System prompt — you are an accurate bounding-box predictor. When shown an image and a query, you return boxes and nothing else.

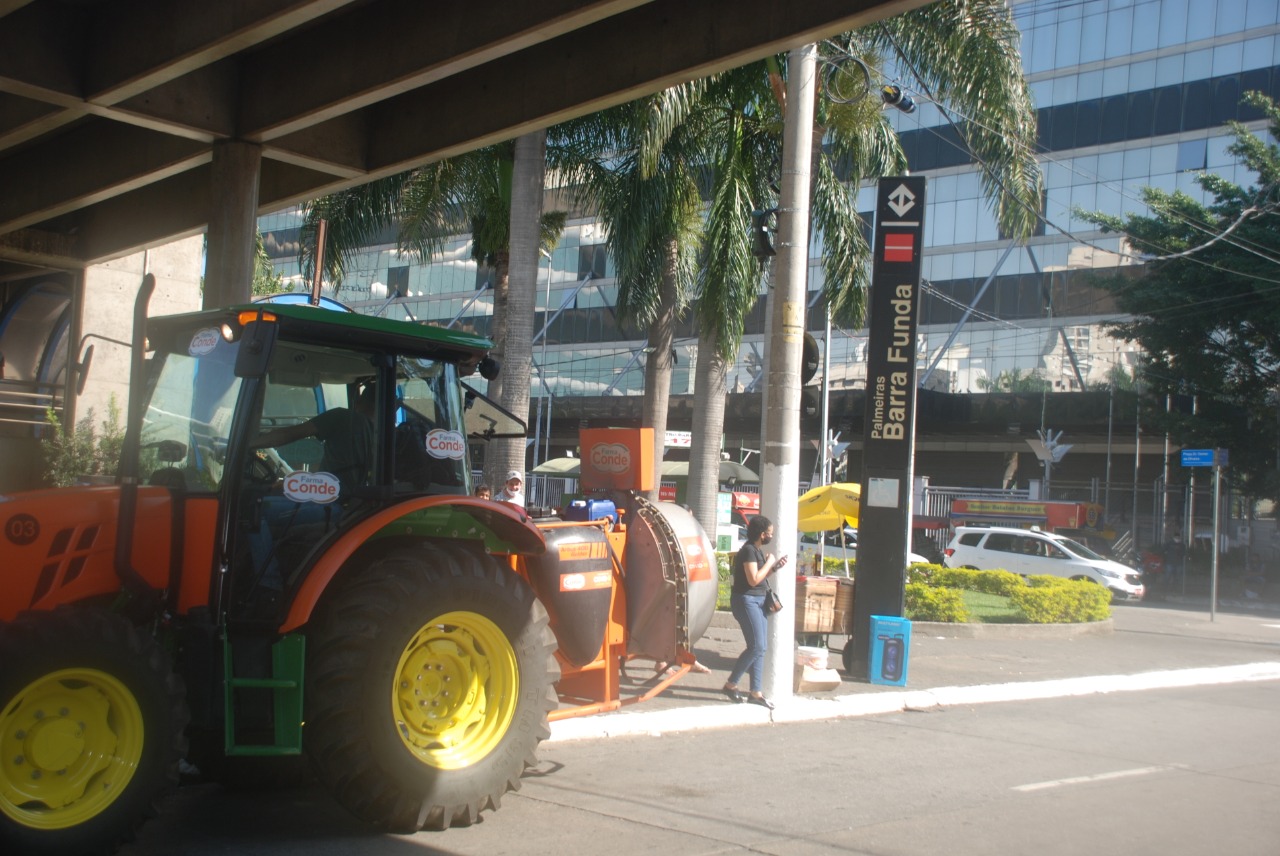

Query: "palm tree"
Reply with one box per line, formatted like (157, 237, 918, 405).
(640, 0, 1043, 532)
(555, 101, 704, 498)
(299, 133, 565, 489)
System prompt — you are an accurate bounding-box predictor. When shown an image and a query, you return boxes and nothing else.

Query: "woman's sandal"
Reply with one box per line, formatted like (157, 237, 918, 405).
(722, 685, 746, 703)
(747, 693, 774, 710)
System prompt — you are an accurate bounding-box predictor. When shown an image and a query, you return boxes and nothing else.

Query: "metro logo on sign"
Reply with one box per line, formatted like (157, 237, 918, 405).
(883, 233, 914, 262)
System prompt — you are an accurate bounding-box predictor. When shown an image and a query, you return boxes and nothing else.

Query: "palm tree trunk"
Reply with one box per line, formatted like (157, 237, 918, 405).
(486, 254, 511, 405)
(686, 326, 728, 535)
(641, 239, 680, 501)
(485, 130, 546, 491)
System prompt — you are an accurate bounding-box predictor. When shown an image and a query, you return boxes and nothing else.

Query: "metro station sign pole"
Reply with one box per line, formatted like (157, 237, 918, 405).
(848, 177, 927, 676)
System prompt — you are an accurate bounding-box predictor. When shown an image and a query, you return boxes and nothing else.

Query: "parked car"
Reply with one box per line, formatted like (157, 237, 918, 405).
(823, 526, 858, 547)
(943, 525, 1144, 601)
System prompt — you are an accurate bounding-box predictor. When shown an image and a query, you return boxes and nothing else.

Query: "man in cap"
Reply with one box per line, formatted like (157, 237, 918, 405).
(495, 470, 525, 507)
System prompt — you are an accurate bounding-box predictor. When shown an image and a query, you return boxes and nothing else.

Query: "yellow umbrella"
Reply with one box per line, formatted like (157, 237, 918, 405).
(797, 482, 861, 532)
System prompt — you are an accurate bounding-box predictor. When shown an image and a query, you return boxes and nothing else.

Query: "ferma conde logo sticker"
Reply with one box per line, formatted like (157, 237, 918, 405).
(589, 443, 630, 473)
(424, 429, 466, 459)
(283, 471, 341, 503)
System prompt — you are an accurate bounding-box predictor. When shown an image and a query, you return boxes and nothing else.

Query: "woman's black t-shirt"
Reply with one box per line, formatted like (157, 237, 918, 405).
(732, 542, 767, 596)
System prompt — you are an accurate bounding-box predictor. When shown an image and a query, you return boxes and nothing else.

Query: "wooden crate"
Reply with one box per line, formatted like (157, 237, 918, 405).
(832, 577, 855, 634)
(795, 576, 839, 634)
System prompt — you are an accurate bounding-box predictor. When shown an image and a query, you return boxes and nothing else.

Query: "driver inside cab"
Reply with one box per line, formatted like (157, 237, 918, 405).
(252, 382, 376, 495)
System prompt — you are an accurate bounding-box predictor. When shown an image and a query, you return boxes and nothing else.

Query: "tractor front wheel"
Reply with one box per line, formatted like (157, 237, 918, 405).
(305, 543, 559, 831)
(0, 607, 188, 856)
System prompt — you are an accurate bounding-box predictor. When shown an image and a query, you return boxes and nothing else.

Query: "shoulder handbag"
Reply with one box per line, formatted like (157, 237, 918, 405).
(763, 580, 783, 614)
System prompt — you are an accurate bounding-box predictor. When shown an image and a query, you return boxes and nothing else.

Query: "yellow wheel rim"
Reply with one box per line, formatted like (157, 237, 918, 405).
(392, 610, 518, 771)
(0, 668, 144, 830)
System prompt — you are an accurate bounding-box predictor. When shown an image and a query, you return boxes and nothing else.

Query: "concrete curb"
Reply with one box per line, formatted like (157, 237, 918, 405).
(548, 661, 1280, 743)
(709, 610, 1114, 639)
(912, 618, 1113, 638)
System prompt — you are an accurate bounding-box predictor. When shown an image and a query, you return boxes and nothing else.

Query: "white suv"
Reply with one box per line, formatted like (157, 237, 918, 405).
(944, 525, 1144, 602)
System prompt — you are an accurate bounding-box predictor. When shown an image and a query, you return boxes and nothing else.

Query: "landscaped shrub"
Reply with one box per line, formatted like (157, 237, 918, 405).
(905, 582, 971, 622)
(41, 395, 124, 487)
(931, 567, 1024, 597)
(1008, 575, 1111, 623)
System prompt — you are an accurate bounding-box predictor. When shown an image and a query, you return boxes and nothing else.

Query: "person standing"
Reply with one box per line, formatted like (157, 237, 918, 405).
(495, 470, 525, 507)
(722, 514, 788, 709)
(474, 484, 492, 500)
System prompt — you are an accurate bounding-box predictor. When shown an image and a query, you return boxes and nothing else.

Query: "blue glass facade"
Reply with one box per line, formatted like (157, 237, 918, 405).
(259, 0, 1279, 401)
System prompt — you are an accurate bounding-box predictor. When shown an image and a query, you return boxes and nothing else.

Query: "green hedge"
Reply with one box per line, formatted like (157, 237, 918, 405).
(908, 564, 1111, 624)
(905, 582, 971, 622)
(1009, 575, 1112, 623)
(715, 554, 1111, 625)
(928, 567, 1025, 597)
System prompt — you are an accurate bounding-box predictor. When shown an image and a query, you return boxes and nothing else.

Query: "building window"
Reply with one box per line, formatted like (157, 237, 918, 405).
(387, 265, 409, 297)
(1176, 139, 1207, 172)
(578, 244, 607, 279)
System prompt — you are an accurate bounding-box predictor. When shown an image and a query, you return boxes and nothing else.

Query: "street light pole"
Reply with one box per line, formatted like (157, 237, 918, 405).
(761, 43, 816, 703)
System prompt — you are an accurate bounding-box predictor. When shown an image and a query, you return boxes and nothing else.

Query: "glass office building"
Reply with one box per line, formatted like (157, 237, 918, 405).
(260, 0, 1280, 404)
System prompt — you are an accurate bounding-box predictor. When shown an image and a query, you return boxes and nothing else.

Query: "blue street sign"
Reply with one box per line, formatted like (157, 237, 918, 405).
(1181, 448, 1217, 467)
(1177, 447, 1228, 468)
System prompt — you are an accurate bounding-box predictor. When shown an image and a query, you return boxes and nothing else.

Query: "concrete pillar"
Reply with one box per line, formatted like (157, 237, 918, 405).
(203, 140, 263, 309)
(79, 239, 203, 422)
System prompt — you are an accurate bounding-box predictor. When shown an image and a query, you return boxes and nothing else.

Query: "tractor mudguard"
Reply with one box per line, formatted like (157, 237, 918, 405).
(280, 496, 546, 633)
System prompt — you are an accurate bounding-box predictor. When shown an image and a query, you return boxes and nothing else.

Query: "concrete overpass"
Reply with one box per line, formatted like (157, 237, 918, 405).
(0, 0, 923, 289)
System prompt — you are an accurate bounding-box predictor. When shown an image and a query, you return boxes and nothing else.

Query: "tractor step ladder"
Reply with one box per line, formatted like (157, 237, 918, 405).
(222, 633, 305, 756)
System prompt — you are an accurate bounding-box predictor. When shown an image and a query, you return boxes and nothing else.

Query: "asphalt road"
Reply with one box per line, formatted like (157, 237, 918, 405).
(116, 603, 1280, 855)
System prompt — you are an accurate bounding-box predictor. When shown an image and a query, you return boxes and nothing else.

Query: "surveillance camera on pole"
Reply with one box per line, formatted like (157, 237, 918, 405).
(750, 208, 778, 258)
(880, 84, 916, 114)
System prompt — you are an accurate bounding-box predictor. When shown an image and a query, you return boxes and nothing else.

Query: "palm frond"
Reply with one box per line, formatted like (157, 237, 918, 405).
(811, 157, 872, 326)
(872, 0, 1043, 240)
(300, 174, 411, 283)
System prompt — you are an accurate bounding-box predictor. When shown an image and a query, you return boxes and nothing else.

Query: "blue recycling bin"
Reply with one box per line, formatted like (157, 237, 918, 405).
(869, 615, 911, 686)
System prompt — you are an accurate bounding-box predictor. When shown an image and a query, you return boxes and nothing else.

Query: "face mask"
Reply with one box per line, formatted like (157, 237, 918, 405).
(761, 535, 773, 545)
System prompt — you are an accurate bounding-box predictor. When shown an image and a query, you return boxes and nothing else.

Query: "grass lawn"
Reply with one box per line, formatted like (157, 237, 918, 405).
(960, 589, 1022, 623)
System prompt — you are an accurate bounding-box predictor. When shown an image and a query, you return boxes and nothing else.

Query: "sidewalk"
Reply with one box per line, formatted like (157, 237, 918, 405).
(549, 599, 1280, 741)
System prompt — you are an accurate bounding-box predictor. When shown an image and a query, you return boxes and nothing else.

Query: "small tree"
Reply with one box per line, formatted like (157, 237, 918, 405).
(42, 394, 124, 487)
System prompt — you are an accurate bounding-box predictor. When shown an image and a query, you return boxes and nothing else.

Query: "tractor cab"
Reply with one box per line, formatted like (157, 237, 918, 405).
(135, 305, 520, 626)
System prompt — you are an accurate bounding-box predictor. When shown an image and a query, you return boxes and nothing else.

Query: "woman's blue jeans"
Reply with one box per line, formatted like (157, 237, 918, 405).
(729, 592, 768, 692)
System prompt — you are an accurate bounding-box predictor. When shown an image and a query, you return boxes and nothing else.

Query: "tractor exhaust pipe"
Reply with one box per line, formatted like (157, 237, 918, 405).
(113, 274, 161, 613)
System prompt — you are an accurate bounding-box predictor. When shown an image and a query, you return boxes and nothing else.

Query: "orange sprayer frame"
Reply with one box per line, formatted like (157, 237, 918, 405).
(510, 514, 692, 722)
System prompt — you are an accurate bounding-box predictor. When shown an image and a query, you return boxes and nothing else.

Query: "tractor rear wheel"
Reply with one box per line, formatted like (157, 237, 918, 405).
(0, 607, 188, 856)
(305, 543, 559, 831)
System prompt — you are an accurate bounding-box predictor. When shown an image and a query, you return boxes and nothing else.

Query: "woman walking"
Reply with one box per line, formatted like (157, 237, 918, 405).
(723, 515, 788, 708)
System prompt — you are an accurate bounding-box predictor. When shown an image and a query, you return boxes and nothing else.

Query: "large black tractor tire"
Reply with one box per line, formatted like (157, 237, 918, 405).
(0, 607, 188, 856)
(305, 543, 560, 831)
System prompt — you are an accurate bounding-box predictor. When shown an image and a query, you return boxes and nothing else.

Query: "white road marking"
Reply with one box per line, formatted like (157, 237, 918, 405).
(1013, 765, 1174, 792)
